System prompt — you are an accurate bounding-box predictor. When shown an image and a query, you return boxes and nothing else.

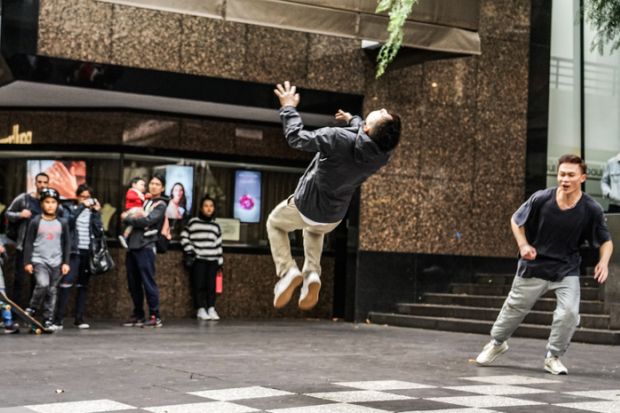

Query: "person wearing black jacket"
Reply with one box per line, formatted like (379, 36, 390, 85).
(54, 184, 104, 330)
(121, 175, 168, 328)
(23, 188, 71, 330)
(5, 172, 49, 306)
(269, 81, 400, 311)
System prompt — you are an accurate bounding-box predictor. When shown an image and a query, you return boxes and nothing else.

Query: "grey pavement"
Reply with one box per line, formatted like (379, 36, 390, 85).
(1, 319, 619, 412)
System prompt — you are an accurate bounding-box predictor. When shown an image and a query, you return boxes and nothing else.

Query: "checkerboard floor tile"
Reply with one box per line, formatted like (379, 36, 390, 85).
(190, 386, 294, 401)
(401, 409, 500, 413)
(444, 384, 553, 396)
(306, 390, 412, 403)
(564, 390, 620, 401)
(11, 375, 617, 413)
(268, 403, 391, 413)
(462, 375, 562, 385)
(427, 395, 545, 408)
(555, 400, 620, 413)
(24, 400, 135, 413)
(144, 401, 258, 413)
(335, 380, 435, 391)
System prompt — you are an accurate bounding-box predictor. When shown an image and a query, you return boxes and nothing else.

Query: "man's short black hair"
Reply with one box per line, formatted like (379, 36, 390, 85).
(76, 184, 93, 197)
(369, 113, 401, 152)
(151, 173, 166, 188)
(35, 172, 49, 182)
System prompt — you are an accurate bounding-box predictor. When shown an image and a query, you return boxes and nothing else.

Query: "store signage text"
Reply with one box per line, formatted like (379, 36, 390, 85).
(0, 124, 33, 144)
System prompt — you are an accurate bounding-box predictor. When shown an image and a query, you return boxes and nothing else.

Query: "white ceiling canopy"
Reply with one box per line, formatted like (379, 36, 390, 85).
(0, 81, 336, 126)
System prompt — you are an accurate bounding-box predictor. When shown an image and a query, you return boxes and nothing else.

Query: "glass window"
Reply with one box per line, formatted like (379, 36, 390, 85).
(0, 151, 328, 250)
(583, 1, 620, 209)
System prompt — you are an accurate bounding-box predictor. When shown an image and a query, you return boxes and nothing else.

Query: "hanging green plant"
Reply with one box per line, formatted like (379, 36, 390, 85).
(586, 0, 620, 54)
(375, 0, 418, 78)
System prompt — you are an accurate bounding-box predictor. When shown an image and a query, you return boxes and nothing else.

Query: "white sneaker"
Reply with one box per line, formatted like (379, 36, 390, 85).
(544, 356, 568, 375)
(273, 267, 303, 309)
(76, 322, 90, 330)
(197, 307, 209, 320)
(207, 307, 220, 321)
(298, 271, 321, 311)
(475, 340, 509, 365)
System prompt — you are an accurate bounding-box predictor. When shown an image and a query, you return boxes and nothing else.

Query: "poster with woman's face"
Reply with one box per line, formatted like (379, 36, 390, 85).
(154, 165, 193, 220)
(27, 160, 86, 199)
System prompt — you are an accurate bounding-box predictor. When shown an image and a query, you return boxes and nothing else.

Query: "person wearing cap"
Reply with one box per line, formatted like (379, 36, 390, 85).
(22, 188, 71, 331)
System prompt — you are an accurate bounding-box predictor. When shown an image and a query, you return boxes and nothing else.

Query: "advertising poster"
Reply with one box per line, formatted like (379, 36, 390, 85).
(153, 165, 194, 220)
(233, 170, 262, 223)
(27, 160, 86, 199)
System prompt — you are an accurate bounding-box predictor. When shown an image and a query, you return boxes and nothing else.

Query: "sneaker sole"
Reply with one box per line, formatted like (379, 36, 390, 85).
(298, 282, 321, 311)
(476, 344, 509, 366)
(273, 275, 303, 309)
(544, 365, 568, 375)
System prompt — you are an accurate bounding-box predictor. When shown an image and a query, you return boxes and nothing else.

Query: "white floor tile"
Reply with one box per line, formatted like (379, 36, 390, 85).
(564, 390, 620, 401)
(189, 386, 293, 401)
(335, 380, 435, 390)
(144, 401, 258, 413)
(400, 409, 500, 413)
(462, 375, 561, 385)
(269, 403, 391, 413)
(307, 390, 412, 403)
(24, 400, 135, 413)
(427, 395, 545, 408)
(445, 384, 553, 395)
(555, 401, 620, 413)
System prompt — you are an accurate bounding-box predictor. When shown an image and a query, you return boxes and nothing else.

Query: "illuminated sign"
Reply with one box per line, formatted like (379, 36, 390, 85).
(0, 124, 33, 144)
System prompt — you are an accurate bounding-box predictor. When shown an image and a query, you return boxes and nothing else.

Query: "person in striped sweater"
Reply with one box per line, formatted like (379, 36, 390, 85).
(180, 196, 223, 321)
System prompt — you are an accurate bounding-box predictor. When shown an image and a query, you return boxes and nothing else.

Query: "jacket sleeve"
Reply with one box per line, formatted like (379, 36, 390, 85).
(601, 161, 611, 198)
(215, 223, 224, 267)
(91, 210, 104, 239)
(61, 219, 71, 265)
(180, 220, 195, 254)
(280, 106, 338, 154)
(22, 218, 38, 265)
(6, 194, 26, 223)
(349, 115, 363, 129)
(126, 201, 166, 229)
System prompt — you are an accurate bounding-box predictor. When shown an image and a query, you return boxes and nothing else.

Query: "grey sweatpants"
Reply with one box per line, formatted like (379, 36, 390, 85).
(29, 263, 62, 321)
(491, 275, 580, 357)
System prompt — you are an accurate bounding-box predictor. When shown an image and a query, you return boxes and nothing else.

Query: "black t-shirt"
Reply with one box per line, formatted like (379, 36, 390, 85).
(513, 187, 611, 281)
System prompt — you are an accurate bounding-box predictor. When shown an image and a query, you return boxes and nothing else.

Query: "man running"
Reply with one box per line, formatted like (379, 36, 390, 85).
(475, 154, 613, 375)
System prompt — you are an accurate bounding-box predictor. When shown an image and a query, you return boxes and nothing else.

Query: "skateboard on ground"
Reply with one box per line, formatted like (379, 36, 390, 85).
(0, 292, 52, 334)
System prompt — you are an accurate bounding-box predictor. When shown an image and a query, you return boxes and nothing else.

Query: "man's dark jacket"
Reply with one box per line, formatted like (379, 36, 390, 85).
(280, 106, 392, 223)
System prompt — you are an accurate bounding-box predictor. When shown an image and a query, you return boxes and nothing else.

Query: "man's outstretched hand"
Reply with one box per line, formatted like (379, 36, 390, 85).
(275, 81, 300, 108)
(335, 109, 353, 123)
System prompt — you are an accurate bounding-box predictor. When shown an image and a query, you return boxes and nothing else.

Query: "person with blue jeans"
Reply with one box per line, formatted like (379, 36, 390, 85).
(475, 154, 613, 375)
(122, 175, 167, 328)
(54, 184, 103, 330)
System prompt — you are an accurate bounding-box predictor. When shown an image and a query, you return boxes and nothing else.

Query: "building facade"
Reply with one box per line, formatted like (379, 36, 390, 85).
(0, 0, 558, 322)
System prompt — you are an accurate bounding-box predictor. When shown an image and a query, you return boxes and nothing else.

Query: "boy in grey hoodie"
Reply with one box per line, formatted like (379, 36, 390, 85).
(269, 81, 401, 311)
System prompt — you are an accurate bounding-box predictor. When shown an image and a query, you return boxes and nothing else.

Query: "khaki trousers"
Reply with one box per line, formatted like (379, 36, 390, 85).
(267, 196, 340, 278)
